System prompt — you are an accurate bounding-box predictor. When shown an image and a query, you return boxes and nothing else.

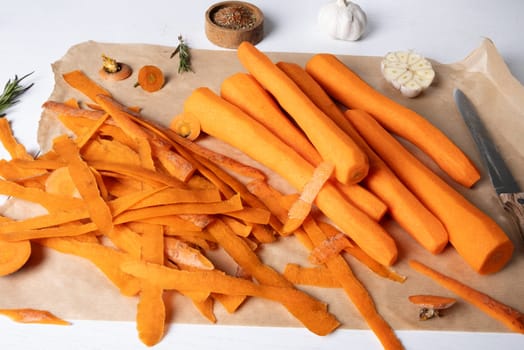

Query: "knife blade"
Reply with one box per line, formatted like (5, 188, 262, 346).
(453, 88, 524, 239)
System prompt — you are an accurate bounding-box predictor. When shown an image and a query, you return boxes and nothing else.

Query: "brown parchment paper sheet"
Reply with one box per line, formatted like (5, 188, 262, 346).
(0, 39, 523, 333)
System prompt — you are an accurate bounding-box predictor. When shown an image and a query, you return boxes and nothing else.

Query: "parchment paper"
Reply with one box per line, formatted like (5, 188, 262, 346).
(0, 39, 522, 334)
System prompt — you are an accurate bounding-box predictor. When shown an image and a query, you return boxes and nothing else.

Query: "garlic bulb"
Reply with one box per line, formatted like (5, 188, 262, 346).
(318, 0, 367, 41)
(381, 51, 436, 98)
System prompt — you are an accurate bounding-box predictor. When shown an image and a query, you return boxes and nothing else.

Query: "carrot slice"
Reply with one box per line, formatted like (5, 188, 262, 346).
(305, 53, 480, 188)
(137, 65, 165, 92)
(346, 109, 513, 274)
(237, 42, 369, 185)
(409, 260, 524, 333)
(0, 308, 70, 325)
(62, 70, 111, 102)
(0, 238, 31, 276)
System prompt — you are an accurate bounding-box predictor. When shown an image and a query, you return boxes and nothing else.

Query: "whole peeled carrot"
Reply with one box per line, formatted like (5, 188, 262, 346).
(220, 72, 387, 221)
(305, 53, 480, 188)
(236, 42, 369, 185)
(346, 110, 513, 274)
(184, 87, 398, 267)
(410, 260, 524, 333)
(277, 61, 449, 254)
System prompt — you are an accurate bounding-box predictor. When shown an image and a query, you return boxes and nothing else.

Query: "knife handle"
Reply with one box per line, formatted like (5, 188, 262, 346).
(499, 192, 524, 242)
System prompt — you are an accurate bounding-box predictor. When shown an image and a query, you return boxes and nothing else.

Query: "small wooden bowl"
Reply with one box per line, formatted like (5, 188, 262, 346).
(205, 1, 264, 49)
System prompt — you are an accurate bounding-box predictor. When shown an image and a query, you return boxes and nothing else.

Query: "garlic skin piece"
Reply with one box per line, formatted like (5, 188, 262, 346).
(381, 51, 436, 98)
(318, 0, 367, 41)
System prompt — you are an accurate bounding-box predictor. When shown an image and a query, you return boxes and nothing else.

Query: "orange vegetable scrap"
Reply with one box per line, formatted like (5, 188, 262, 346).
(283, 161, 334, 233)
(0, 308, 70, 326)
(410, 260, 524, 333)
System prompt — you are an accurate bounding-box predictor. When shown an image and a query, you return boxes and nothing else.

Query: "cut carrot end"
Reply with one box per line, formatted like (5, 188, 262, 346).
(169, 112, 201, 141)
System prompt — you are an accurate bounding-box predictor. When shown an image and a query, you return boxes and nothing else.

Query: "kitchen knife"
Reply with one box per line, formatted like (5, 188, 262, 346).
(453, 88, 524, 239)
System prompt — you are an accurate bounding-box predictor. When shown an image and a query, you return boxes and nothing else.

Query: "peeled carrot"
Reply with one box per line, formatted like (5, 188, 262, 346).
(278, 62, 449, 254)
(220, 71, 386, 221)
(237, 42, 369, 185)
(410, 260, 524, 333)
(184, 87, 397, 266)
(136, 65, 165, 92)
(346, 110, 513, 274)
(305, 53, 480, 188)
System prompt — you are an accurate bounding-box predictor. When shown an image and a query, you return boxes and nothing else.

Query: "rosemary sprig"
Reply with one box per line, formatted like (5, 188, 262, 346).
(170, 35, 193, 74)
(0, 72, 34, 117)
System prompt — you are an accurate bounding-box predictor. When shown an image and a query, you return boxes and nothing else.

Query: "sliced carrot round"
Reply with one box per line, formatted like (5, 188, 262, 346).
(169, 112, 201, 140)
(137, 65, 165, 92)
(0, 240, 31, 276)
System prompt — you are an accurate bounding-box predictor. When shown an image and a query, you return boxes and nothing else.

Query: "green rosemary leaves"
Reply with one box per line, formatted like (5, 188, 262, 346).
(170, 35, 193, 74)
(0, 72, 34, 117)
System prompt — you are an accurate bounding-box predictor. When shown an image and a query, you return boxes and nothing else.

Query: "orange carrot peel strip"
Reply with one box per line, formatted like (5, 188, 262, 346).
(410, 260, 524, 333)
(283, 161, 334, 233)
(0, 308, 70, 325)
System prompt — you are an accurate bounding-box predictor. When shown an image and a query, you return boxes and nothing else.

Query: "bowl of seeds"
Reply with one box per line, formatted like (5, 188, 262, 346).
(205, 1, 264, 49)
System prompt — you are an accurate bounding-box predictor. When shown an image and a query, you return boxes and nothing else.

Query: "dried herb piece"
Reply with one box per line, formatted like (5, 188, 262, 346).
(212, 5, 256, 30)
(0, 72, 34, 117)
(170, 35, 193, 74)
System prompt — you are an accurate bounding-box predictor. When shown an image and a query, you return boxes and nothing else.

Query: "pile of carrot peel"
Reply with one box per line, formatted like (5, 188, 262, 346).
(0, 42, 522, 349)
